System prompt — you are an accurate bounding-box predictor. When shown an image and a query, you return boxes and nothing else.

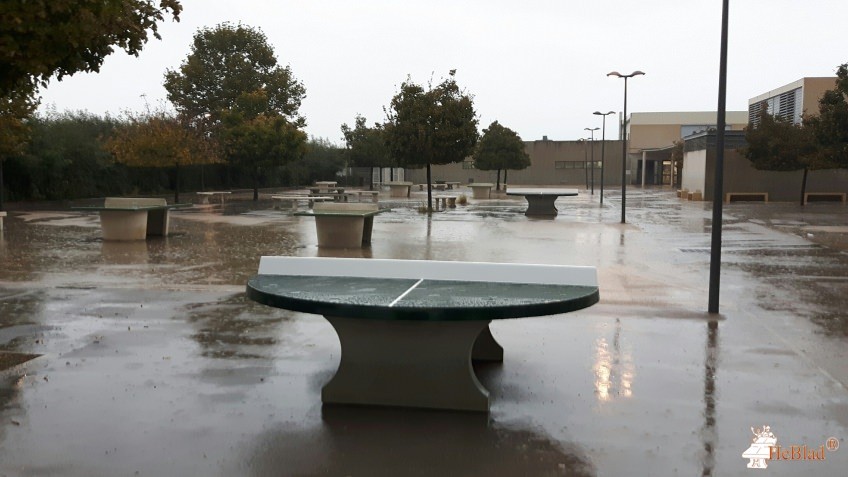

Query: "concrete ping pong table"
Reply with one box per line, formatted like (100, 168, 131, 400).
(506, 188, 579, 216)
(246, 257, 599, 412)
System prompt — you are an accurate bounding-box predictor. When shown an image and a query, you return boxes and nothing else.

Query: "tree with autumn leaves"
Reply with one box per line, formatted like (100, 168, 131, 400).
(106, 108, 220, 203)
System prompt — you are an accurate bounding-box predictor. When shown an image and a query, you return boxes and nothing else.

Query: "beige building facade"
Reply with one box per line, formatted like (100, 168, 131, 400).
(404, 137, 624, 189)
(626, 111, 748, 187)
(747, 77, 837, 125)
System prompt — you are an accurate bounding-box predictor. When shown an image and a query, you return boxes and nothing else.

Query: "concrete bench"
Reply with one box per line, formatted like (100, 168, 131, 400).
(72, 197, 191, 241)
(295, 202, 389, 248)
(803, 192, 846, 205)
(687, 190, 703, 201)
(446, 182, 461, 190)
(272, 195, 333, 210)
(246, 257, 599, 411)
(677, 189, 688, 198)
(354, 190, 380, 203)
(469, 183, 495, 199)
(0, 211, 5, 231)
(725, 192, 768, 204)
(434, 196, 457, 209)
(196, 191, 231, 204)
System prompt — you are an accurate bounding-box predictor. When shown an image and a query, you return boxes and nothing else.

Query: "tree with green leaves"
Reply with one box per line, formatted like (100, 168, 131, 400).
(0, 87, 38, 209)
(742, 103, 816, 205)
(384, 71, 478, 211)
(804, 62, 848, 170)
(106, 109, 220, 202)
(341, 115, 393, 190)
(218, 103, 307, 201)
(471, 121, 530, 191)
(163, 22, 306, 129)
(0, 0, 182, 97)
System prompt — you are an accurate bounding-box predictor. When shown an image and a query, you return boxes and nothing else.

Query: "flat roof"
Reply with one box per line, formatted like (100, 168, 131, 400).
(748, 77, 836, 105)
(629, 111, 748, 125)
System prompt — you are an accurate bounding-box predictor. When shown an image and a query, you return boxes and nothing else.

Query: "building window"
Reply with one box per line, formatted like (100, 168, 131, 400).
(462, 160, 475, 169)
(555, 161, 585, 169)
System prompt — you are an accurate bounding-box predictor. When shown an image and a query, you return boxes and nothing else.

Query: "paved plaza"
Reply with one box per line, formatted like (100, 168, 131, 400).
(0, 186, 846, 476)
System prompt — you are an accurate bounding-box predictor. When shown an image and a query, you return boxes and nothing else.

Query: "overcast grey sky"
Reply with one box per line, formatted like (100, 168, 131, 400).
(37, 0, 847, 145)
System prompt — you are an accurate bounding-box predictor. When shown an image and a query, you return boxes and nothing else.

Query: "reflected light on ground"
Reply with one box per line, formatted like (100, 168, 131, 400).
(593, 319, 634, 402)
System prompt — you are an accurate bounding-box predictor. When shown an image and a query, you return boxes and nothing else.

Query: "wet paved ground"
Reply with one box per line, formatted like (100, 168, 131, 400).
(0, 186, 846, 476)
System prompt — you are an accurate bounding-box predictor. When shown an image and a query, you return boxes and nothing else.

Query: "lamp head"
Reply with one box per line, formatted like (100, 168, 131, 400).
(632, 70, 646, 77)
(607, 71, 621, 77)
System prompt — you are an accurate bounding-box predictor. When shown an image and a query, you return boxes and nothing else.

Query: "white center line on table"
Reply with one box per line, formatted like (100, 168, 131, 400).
(388, 278, 424, 307)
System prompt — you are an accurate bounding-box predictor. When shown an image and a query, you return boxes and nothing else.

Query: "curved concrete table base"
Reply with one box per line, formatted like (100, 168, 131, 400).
(523, 195, 560, 216)
(323, 316, 491, 412)
(314, 216, 366, 248)
(99, 210, 149, 241)
(506, 188, 578, 216)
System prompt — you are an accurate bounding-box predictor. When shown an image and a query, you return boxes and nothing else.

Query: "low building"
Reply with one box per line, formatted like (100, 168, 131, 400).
(404, 137, 624, 189)
(680, 130, 848, 202)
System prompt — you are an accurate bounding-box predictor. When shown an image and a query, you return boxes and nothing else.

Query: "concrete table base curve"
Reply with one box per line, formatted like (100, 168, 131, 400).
(323, 316, 491, 412)
(506, 188, 579, 216)
(314, 215, 366, 248)
(99, 210, 149, 241)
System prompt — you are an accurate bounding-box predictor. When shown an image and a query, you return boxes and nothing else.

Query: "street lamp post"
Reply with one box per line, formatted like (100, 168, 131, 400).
(607, 70, 645, 224)
(593, 111, 615, 205)
(584, 127, 599, 195)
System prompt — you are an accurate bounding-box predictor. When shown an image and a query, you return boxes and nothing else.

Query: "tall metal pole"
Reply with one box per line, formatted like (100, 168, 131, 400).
(608, 71, 644, 224)
(621, 77, 628, 223)
(584, 127, 599, 195)
(594, 111, 615, 206)
(708, 0, 730, 314)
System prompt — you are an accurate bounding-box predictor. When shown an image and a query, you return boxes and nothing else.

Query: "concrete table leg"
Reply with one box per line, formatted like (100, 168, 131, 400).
(472, 324, 504, 362)
(99, 210, 149, 241)
(523, 195, 559, 216)
(322, 316, 491, 412)
(145, 209, 170, 236)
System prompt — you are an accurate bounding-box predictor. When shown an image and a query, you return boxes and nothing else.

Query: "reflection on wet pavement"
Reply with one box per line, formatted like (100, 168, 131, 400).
(0, 189, 846, 476)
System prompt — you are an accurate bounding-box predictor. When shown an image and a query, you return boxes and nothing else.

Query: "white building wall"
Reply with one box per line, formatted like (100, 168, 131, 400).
(682, 149, 707, 193)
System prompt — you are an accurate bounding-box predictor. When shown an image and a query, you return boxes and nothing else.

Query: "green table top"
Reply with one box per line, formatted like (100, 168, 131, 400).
(246, 275, 599, 321)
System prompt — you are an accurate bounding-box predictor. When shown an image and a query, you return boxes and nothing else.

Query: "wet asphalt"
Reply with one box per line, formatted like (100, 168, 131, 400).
(0, 186, 846, 476)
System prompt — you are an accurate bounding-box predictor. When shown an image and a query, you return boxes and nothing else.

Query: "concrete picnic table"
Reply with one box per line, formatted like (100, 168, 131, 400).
(384, 181, 413, 198)
(72, 197, 191, 241)
(294, 202, 389, 248)
(196, 191, 231, 204)
(506, 188, 578, 216)
(469, 183, 495, 199)
(246, 257, 600, 412)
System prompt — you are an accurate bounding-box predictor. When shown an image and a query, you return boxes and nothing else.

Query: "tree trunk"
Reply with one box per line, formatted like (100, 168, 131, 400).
(253, 166, 260, 201)
(174, 162, 181, 203)
(504, 169, 509, 190)
(496, 169, 501, 190)
(800, 166, 809, 206)
(426, 162, 433, 212)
